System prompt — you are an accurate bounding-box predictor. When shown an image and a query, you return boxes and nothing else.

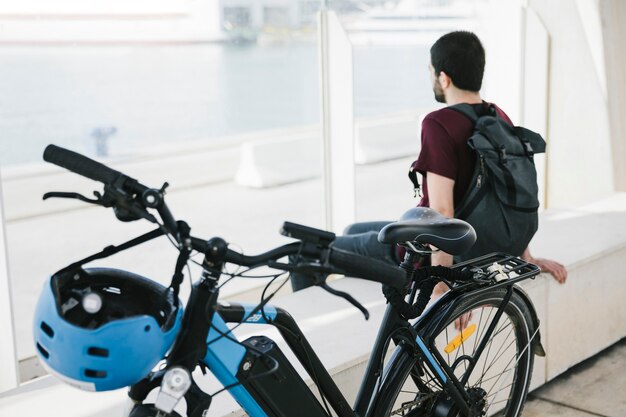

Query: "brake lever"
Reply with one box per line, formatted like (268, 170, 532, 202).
(43, 191, 106, 206)
(319, 282, 370, 321)
(99, 184, 158, 224)
(267, 261, 370, 320)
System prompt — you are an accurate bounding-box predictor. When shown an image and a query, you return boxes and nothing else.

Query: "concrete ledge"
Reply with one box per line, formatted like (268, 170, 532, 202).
(2, 112, 424, 220)
(233, 111, 427, 189)
(354, 111, 422, 164)
(0, 376, 127, 417)
(234, 132, 321, 188)
(544, 242, 626, 379)
(1, 146, 241, 222)
(2, 194, 625, 416)
(517, 277, 548, 391)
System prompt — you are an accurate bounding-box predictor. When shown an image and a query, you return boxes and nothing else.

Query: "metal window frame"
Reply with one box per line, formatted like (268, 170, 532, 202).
(0, 174, 19, 391)
(319, 7, 356, 233)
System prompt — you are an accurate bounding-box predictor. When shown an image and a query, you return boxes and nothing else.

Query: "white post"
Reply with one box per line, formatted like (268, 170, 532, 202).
(518, 0, 528, 126)
(480, 0, 523, 124)
(521, 6, 550, 209)
(0, 173, 19, 391)
(318, 8, 356, 233)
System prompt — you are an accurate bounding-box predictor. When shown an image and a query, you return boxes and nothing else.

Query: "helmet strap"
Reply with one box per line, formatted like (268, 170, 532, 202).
(169, 221, 192, 306)
(55, 228, 165, 276)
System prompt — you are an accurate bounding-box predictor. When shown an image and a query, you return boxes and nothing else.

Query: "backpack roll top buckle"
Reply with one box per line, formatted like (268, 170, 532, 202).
(408, 161, 422, 198)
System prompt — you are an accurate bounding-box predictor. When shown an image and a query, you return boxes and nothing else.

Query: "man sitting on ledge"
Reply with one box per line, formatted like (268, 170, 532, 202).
(291, 31, 567, 292)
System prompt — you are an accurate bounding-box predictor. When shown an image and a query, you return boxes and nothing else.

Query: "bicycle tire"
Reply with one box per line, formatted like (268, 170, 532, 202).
(372, 287, 535, 417)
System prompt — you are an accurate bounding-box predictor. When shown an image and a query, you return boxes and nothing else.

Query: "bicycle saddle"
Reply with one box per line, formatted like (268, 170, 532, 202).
(378, 207, 476, 255)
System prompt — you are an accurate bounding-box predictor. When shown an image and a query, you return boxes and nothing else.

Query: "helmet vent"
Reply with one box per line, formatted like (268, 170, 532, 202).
(36, 343, 50, 359)
(103, 286, 121, 295)
(87, 347, 109, 358)
(84, 369, 107, 378)
(40, 322, 54, 338)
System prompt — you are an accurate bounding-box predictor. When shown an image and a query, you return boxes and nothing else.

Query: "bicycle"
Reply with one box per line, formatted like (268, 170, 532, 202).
(33, 144, 545, 417)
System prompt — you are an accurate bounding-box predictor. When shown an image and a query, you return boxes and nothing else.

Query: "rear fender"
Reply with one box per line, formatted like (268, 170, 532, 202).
(511, 284, 546, 357)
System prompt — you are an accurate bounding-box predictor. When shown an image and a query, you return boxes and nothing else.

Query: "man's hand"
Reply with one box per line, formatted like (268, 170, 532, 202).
(532, 257, 567, 284)
(521, 248, 567, 284)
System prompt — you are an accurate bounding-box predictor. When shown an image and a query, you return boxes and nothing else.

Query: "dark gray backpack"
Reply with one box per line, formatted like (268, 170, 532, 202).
(410, 103, 546, 261)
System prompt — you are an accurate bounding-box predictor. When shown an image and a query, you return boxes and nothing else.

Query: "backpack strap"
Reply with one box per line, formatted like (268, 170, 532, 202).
(448, 103, 480, 122)
(448, 102, 497, 124)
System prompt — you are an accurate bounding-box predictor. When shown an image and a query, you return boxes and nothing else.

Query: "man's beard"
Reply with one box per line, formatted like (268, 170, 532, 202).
(433, 80, 446, 103)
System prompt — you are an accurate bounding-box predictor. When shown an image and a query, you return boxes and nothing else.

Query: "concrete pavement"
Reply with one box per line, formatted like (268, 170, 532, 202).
(524, 337, 626, 417)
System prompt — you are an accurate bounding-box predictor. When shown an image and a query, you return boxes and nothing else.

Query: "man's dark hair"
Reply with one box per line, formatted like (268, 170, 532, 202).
(430, 31, 485, 92)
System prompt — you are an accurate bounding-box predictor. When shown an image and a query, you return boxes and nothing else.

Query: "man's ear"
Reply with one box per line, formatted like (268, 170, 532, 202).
(438, 71, 452, 89)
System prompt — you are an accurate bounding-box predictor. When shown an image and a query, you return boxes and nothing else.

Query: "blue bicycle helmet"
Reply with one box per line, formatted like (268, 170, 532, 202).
(33, 268, 183, 391)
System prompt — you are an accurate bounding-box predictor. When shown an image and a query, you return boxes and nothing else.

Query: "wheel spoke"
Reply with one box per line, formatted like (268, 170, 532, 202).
(486, 382, 514, 398)
(478, 308, 499, 382)
(473, 307, 486, 353)
(484, 327, 539, 414)
(445, 325, 451, 365)
(475, 326, 517, 387)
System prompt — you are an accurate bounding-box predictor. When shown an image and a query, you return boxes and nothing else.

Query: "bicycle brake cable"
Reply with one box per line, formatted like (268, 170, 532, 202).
(318, 282, 370, 320)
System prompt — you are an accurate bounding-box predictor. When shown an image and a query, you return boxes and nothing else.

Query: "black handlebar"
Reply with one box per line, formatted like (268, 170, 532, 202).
(43, 144, 408, 290)
(190, 238, 407, 290)
(44, 145, 125, 186)
(190, 238, 304, 268)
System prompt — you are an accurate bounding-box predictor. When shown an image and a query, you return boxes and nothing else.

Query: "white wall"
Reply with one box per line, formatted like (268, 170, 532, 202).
(601, 0, 626, 192)
(479, 0, 523, 124)
(437, 0, 618, 210)
(529, 0, 615, 208)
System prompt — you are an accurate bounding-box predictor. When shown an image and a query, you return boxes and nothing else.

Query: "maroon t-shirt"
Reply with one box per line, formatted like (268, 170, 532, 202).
(414, 103, 513, 208)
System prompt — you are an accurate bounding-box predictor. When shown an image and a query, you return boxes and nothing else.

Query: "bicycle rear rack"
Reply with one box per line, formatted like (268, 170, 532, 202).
(452, 252, 541, 287)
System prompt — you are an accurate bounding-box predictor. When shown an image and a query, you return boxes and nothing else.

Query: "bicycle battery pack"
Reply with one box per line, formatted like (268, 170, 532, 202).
(237, 336, 328, 417)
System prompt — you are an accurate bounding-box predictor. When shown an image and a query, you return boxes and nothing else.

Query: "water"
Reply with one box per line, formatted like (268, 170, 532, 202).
(0, 42, 431, 166)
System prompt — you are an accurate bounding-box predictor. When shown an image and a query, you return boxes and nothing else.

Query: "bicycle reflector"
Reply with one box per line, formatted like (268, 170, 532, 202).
(33, 268, 183, 391)
(444, 324, 477, 354)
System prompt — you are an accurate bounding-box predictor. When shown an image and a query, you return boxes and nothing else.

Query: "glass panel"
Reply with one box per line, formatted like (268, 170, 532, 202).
(0, 0, 322, 362)
(324, 0, 511, 224)
(352, 43, 434, 222)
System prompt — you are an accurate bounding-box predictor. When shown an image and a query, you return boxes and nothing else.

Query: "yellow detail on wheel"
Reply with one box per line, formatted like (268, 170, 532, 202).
(443, 324, 477, 354)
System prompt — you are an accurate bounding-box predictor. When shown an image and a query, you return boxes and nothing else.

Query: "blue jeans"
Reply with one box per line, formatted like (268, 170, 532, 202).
(290, 221, 397, 291)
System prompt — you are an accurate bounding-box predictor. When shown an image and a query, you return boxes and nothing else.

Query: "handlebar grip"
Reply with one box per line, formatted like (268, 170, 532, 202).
(328, 248, 407, 290)
(43, 144, 123, 185)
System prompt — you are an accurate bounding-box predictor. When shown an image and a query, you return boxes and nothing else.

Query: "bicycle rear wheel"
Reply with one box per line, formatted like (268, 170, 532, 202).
(373, 287, 535, 417)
